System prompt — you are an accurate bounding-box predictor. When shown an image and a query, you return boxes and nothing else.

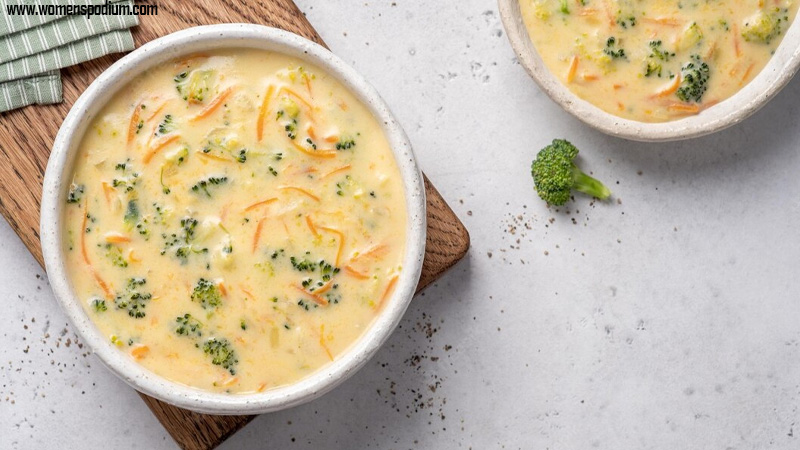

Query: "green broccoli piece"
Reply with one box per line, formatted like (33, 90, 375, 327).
(559, 0, 569, 14)
(603, 37, 626, 59)
(66, 183, 85, 204)
(530, 139, 611, 206)
(114, 277, 152, 318)
(203, 338, 238, 375)
(174, 69, 214, 103)
(191, 278, 222, 310)
(676, 55, 710, 103)
(175, 314, 203, 337)
(91, 298, 107, 313)
(741, 11, 784, 44)
(190, 176, 228, 197)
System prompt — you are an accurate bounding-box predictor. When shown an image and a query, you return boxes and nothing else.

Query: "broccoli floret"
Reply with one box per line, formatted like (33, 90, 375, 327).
(603, 37, 626, 59)
(203, 338, 238, 375)
(175, 314, 203, 337)
(676, 22, 704, 51)
(530, 139, 611, 206)
(741, 11, 784, 44)
(559, 0, 569, 14)
(644, 40, 675, 78)
(90, 298, 107, 313)
(174, 69, 214, 103)
(676, 55, 710, 103)
(190, 176, 228, 197)
(114, 277, 151, 318)
(191, 278, 222, 310)
(66, 183, 84, 204)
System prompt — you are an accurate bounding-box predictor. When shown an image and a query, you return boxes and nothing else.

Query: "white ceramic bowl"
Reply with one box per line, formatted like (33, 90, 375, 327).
(40, 24, 427, 415)
(498, 0, 800, 141)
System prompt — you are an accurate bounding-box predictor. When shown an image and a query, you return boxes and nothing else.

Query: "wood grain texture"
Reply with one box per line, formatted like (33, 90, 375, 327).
(0, 1, 469, 449)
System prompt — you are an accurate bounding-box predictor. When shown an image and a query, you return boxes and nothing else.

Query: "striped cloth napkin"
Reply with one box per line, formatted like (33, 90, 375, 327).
(0, 0, 138, 112)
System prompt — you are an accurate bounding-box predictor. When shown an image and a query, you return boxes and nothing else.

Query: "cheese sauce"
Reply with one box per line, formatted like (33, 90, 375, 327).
(520, 0, 799, 122)
(63, 49, 407, 393)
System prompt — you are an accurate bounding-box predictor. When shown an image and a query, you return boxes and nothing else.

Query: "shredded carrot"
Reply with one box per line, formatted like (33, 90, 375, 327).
(218, 282, 228, 297)
(101, 181, 114, 205)
(219, 376, 239, 387)
(344, 265, 370, 279)
(290, 141, 337, 159)
(733, 24, 742, 57)
(143, 134, 180, 164)
(321, 164, 351, 179)
(641, 17, 682, 27)
(127, 101, 143, 144)
(741, 63, 756, 84)
(294, 285, 329, 306)
(256, 85, 275, 142)
(104, 232, 131, 243)
(577, 7, 598, 16)
(602, 0, 615, 27)
(279, 86, 314, 111)
(252, 217, 267, 253)
(81, 205, 113, 299)
(667, 103, 701, 114)
(582, 73, 599, 81)
(350, 244, 389, 263)
(307, 124, 318, 141)
(305, 76, 313, 97)
(705, 41, 718, 60)
(305, 215, 320, 237)
(319, 226, 345, 266)
(613, 83, 626, 90)
(145, 101, 168, 122)
(244, 197, 278, 212)
(375, 275, 399, 310)
(174, 53, 209, 69)
(566, 55, 579, 83)
(240, 286, 256, 301)
(190, 87, 234, 122)
(319, 324, 333, 361)
(279, 185, 321, 202)
(257, 383, 268, 392)
(128, 249, 141, 263)
(130, 345, 150, 360)
(195, 151, 231, 163)
(653, 74, 681, 98)
(324, 134, 339, 143)
(338, 100, 348, 111)
(313, 281, 334, 296)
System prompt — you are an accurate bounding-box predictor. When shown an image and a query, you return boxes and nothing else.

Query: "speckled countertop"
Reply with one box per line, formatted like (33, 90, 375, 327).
(4, 1, 800, 449)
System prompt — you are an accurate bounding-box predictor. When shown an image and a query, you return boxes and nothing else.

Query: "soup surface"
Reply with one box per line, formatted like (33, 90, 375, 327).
(63, 49, 407, 393)
(520, 0, 799, 122)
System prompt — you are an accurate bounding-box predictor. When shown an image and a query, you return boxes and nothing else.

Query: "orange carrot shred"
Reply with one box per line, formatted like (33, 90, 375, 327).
(279, 185, 321, 202)
(130, 345, 149, 360)
(319, 324, 333, 361)
(350, 244, 389, 263)
(104, 232, 131, 243)
(253, 216, 267, 254)
(240, 286, 256, 301)
(321, 164, 351, 179)
(344, 265, 370, 279)
(190, 87, 234, 122)
(244, 197, 278, 212)
(143, 134, 180, 164)
(195, 151, 231, 163)
(375, 275, 399, 310)
(566, 56, 579, 83)
(319, 226, 345, 266)
(256, 85, 275, 142)
(145, 101, 168, 122)
(667, 103, 701, 114)
(306, 215, 320, 237)
(324, 135, 339, 143)
(290, 141, 337, 159)
(101, 181, 114, 205)
(127, 101, 143, 144)
(218, 282, 228, 297)
(81, 205, 113, 299)
(653, 74, 681, 98)
(294, 286, 329, 306)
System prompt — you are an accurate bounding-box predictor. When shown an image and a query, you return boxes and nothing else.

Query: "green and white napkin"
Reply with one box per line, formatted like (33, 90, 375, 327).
(0, 69, 60, 111)
(0, 0, 139, 112)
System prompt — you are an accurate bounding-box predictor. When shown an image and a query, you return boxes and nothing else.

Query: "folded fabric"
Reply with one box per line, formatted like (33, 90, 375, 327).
(0, 28, 134, 83)
(0, 0, 136, 63)
(0, 69, 60, 111)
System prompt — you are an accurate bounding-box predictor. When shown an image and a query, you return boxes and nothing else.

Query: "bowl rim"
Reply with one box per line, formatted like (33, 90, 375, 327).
(498, 0, 800, 142)
(40, 24, 427, 415)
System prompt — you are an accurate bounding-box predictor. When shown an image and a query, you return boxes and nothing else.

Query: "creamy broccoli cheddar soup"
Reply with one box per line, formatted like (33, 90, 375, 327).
(520, 0, 799, 122)
(63, 49, 407, 393)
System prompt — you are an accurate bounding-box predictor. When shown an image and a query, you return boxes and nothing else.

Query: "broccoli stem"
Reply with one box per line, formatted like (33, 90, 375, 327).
(571, 163, 611, 200)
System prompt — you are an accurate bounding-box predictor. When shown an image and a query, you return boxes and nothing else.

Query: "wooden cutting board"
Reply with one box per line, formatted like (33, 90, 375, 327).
(0, 1, 469, 449)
